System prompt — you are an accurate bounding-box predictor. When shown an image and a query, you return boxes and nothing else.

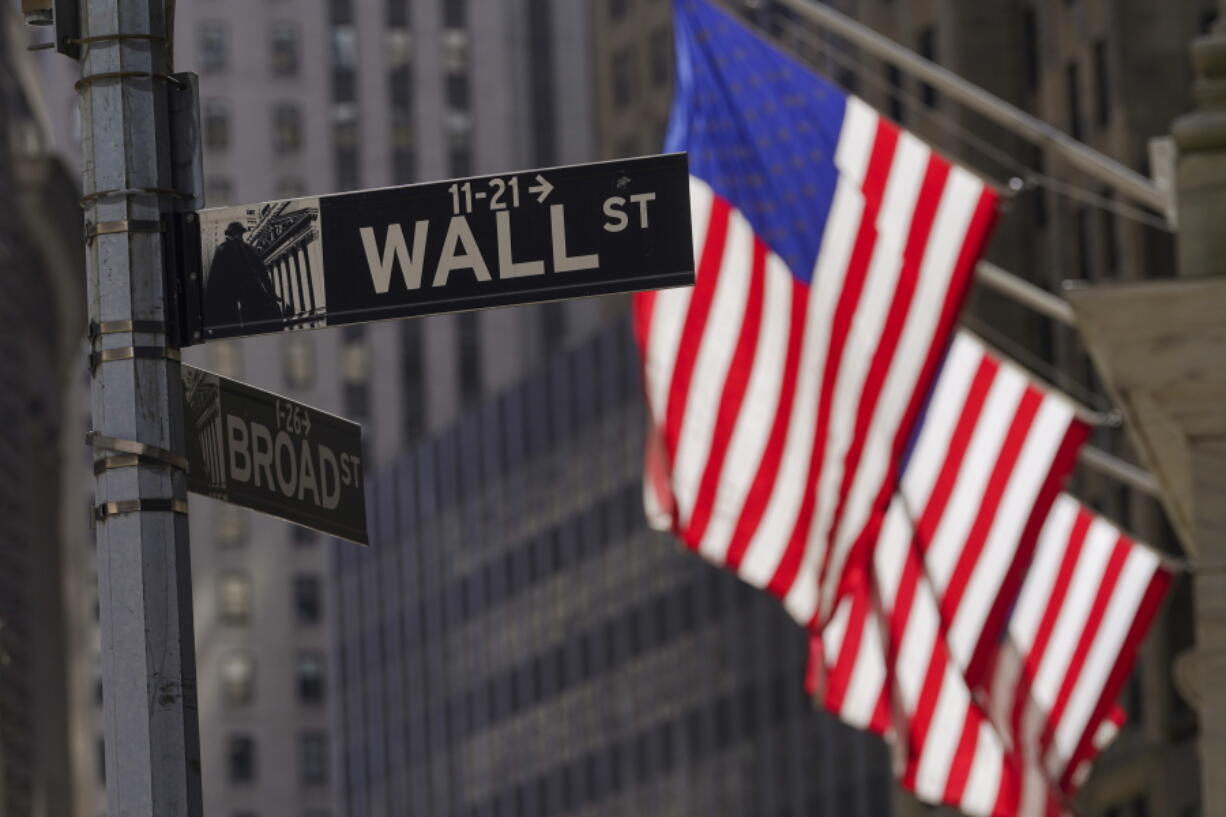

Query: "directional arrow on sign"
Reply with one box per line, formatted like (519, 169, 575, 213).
(529, 174, 554, 203)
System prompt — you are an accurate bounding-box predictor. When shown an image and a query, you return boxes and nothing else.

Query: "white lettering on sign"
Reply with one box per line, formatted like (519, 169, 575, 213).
(496, 210, 545, 279)
(224, 414, 360, 511)
(433, 216, 492, 287)
(550, 204, 600, 273)
(603, 192, 657, 233)
(603, 197, 629, 233)
(630, 192, 656, 227)
(360, 201, 609, 287)
(360, 222, 430, 293)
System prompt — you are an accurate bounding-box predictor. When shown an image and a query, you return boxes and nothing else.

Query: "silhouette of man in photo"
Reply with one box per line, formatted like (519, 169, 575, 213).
(203, 221, 288, 330)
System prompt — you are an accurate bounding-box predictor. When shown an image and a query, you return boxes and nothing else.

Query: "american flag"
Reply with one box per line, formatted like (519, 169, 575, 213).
(814, 342, 1172, 813)
(635, 0, 998, 629)
(984, 494, 1172, 813)
(637, 2, 1174, 815)
(813, 331, 1164, 815)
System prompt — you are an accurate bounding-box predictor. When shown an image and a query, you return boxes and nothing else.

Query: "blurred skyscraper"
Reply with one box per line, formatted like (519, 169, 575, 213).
(0, 9, 87, 817)
(336, 319, 895, 817)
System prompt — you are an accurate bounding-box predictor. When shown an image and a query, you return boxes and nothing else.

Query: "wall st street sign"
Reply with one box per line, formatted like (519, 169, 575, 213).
(181, 153, 694, 343)
(182, 365, 367, 544)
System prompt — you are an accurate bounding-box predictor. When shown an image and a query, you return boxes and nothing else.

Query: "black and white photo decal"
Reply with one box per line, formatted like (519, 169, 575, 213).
(199, 197, 325, 336)
(182, 365, 226, 493)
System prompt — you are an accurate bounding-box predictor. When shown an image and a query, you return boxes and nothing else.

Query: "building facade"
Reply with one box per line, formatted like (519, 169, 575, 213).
(335, 319, 895, 817)
(0, 9, 87, 817)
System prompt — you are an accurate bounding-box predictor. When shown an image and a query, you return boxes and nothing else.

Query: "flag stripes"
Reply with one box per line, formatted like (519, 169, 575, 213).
(642, 3, 1175, 816)
(982, 495, 1173, 801)
(637, 108, 997, 634)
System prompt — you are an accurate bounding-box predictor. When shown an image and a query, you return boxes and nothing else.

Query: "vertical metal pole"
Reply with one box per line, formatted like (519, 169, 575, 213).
(79, 0, 203, 815)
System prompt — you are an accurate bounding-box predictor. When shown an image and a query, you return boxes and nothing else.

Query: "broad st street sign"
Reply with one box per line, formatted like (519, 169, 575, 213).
(181, 152, 694, 344)
(182, 365, 368, 544)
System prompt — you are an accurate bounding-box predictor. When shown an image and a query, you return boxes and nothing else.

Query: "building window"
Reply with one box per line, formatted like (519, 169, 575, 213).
(221, 652, 255, 706)
(649, 28, 671, 88)
(293, 524, 319, 546)
(445, 73, 470, 111)
(334, 116, 361, 191)
(297, 651, 326, 705)
(273, 103, 303, 153)
(294, 574, 322, 625)
(393, 148, 416, 185)
(269, 21, 300, 77)
(1029, 145, 1047, 227)
(526, 0, 556, 165)
(341, 326, 370, 418)
(227, 734, 256, 783)
(216, 504, 248, 547)
(220, 572, 252, 624)
(203, 99, 230, 151)
(448, 132, 472, 177)
(205, 176, 234, 208)
(1022, 6, 1039, 93)
(199, 21, 228, 74)
(917, 27, 938, 107)
(1066, 61, 1083, 140)
(209, 339, 243, 378)
(402, 320, 425, 439)
(442, 0, 466, 29)
(885, 62, 905, 123)
(331, 27, 358, 102)
(329, 0, 353, 25)
(391, 112, 415, 184)
(1075, 207, 1092, 279)
(283, 335, 315, 389)
(1100, 188, 1119, 275)
(275, 177, 306, 199)
(1093, 39, 1110, 127)
(609, 0, 629, 20)
(388, 0, 411, 27)
(390, 64, 413, 109)
(458, 312, 481, 406)
(612, 47, 637, 109)
(543, 303, 565, 350)
(299, 731, 329, 786)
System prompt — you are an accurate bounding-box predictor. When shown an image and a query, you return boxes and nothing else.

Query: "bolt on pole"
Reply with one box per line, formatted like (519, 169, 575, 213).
(78, 0, 203, 815)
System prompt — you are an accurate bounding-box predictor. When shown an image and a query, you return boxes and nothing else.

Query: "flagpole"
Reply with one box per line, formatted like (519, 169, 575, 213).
(765, 0, 1168, 215)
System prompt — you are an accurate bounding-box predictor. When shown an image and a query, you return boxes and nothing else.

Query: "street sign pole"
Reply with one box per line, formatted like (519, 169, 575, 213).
(79, 0, 203, 815)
